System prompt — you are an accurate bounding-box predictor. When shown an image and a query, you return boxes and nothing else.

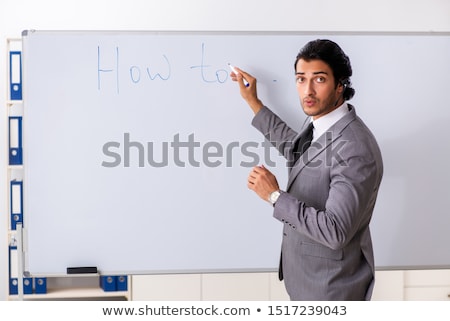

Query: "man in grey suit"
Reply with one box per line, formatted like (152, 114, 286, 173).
(231, 39, 383, 300)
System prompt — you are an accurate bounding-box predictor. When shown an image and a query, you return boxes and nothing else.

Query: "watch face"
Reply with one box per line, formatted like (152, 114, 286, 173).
(270, 191, 280, 203)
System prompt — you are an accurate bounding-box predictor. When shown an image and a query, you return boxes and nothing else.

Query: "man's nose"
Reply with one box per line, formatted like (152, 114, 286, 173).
(304, 80, 315, 96)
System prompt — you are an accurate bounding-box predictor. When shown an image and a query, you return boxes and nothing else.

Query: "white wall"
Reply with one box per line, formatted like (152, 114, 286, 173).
(1, 0, 449, 300)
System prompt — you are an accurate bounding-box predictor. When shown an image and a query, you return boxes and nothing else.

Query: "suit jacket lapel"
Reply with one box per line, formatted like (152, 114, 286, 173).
(286, 107, 357, 191)
(287, 121, 314, 169)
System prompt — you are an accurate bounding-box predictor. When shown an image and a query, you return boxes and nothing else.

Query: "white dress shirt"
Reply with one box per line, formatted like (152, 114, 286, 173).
(311, 102, 349, 142)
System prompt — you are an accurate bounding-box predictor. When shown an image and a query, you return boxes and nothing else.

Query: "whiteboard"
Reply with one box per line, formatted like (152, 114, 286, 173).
(22, 31, 450, 275)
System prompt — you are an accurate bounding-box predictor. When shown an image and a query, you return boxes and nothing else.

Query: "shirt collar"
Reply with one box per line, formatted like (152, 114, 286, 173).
(311, 102, 349, 141)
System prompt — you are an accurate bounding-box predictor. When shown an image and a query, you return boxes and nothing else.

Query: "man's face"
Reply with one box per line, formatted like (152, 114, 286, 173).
(295, 59, 344, 120)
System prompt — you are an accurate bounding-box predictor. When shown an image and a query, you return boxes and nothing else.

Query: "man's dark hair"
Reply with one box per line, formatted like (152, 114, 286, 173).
(295, 39, 355, 100)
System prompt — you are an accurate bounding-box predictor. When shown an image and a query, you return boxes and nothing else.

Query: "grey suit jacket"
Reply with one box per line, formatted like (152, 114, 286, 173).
(252, 105, 383, 301)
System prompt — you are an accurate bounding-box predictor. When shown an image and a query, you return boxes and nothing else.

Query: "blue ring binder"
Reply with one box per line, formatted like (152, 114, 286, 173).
(9, 51, 22, 100)
(9, 116, 23, 165)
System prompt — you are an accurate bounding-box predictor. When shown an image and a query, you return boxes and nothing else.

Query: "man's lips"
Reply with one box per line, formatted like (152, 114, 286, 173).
(303, 98, 317, 107)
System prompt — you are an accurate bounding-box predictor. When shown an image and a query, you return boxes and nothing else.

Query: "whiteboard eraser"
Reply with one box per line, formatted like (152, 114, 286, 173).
(67, 266, 98, 274)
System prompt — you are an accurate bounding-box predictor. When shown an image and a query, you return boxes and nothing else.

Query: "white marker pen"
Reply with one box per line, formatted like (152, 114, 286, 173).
(228, 63, 249, 87)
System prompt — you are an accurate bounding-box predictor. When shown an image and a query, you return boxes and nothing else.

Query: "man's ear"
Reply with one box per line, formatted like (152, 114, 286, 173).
(338, 79, 349, 93)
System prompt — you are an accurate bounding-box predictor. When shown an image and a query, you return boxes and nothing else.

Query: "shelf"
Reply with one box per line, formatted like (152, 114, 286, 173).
(7, 274, 131, 300)
(4, 38, 131, 301)
(7, 165, 24, 170)
(9, 287, 129, 300)
(6, 100, 23, 105)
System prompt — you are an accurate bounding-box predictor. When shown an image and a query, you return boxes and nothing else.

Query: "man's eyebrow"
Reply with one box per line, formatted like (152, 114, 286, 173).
(295, 71, 329, 75)
(295, 71, 328, 75)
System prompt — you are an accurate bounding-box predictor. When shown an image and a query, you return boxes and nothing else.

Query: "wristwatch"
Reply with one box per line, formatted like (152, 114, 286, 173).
(268, 190, 281, 205)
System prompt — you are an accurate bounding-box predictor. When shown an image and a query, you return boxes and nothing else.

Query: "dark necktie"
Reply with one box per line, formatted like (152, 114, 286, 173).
(293, 122, 314, 164)
(279, 122, 314, 280)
